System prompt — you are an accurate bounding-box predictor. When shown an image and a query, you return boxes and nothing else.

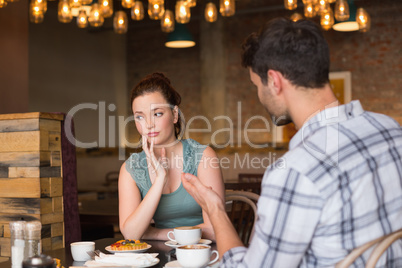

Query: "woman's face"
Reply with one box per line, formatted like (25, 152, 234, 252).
(132, 91, 178, 145)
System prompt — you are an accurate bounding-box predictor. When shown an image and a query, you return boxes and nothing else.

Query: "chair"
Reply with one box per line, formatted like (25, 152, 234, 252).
(335, 228, 402, 268)
(238, 173, 264, 183)
(225, 190, 259, 246)
(225, 181, 261, 194)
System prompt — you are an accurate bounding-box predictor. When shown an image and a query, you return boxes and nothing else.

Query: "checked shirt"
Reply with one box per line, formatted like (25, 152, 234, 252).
(221, 100, 402, 268)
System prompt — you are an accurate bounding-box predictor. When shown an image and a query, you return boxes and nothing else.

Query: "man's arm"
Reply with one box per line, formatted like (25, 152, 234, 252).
(181, 173, 244, 255)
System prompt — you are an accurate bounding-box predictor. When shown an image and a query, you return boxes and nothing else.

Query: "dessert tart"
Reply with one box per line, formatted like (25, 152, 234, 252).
(110, 239, 148, 251)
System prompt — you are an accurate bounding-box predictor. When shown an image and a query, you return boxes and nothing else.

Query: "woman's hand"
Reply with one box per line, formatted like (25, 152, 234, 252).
(142, 136, 167, 186)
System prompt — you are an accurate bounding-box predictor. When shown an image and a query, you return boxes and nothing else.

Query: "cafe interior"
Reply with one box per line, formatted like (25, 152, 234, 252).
(0, 0, 401, 266)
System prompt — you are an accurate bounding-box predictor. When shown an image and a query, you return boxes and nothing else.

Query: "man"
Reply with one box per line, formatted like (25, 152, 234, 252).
(181, 18, 402, 267)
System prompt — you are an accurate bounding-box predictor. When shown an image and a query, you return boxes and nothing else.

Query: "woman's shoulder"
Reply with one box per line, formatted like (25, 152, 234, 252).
(124, 151, 147, 180)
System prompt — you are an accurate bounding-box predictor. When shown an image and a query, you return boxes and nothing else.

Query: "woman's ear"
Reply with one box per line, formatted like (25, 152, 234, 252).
(173, 105, 179, 124)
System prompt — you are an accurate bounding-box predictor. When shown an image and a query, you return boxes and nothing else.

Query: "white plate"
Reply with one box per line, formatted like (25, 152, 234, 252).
(164, 239, 213, 248)
(164, 260, 219, 268)
(105, 244, 152, 253)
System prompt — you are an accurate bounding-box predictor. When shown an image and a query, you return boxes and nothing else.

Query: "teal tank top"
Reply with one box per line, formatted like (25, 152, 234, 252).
(125, 139, 207, 229)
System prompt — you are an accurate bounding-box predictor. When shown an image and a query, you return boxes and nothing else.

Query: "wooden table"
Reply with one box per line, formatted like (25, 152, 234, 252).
(0, 238, 192, 267)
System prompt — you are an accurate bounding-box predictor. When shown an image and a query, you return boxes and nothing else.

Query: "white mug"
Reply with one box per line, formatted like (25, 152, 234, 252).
(176, 244, 219, 268)
(70, 241, 95, 262)
(167, 226, 201, 245)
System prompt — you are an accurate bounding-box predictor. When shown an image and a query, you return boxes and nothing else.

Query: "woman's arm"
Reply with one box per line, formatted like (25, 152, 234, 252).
(119, 138, 168, 240)
(195, 146, 225, 241)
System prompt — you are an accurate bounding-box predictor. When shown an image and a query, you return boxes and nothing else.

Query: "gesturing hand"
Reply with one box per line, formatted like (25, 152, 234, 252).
(142, 136, 167, 186)
(181, 173, 225, 215)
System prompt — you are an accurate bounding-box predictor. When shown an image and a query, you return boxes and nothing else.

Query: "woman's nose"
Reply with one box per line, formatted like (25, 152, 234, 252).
(145, 118, 155, 129)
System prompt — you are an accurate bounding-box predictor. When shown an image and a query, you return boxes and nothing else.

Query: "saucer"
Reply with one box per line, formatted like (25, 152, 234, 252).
(164, 239, 213, 248)
(164, 260, 219, 268)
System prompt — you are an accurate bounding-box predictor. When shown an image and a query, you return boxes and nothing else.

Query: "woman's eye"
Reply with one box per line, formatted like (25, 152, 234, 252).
(155, 112, 163, 117)
(135, 115, 143, 121)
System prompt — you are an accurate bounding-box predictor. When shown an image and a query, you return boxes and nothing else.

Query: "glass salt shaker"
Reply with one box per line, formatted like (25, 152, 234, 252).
(10, 221, 26, 268)
(24, 221, 42, 260)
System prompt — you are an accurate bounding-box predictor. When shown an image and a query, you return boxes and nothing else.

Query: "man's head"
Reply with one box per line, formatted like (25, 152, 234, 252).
(241, 17, 330, 88)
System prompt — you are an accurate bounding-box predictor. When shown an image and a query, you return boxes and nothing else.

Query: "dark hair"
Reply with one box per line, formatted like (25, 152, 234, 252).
(241, 17, 330, 88)
(130, 72, 183, 138)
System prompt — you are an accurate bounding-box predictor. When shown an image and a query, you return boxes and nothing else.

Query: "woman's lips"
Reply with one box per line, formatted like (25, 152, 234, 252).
(147, 132, 159, 137)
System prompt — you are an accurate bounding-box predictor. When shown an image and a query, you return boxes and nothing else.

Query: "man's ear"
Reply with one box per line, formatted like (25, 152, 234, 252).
(267, 70, 283, 95)
(173, 105, 179, 124)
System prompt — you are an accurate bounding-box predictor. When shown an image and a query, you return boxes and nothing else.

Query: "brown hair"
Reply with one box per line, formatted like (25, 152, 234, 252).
(130, 72, 183, 138)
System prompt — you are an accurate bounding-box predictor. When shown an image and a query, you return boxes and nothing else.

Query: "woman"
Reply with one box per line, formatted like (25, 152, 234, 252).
(118, 72, 225, 241)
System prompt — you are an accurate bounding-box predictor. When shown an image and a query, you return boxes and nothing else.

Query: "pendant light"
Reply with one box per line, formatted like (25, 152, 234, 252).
(187, 0, 196, 8)
(320, 7, 334, 30)
(70, 0, 82, 8)
(122, 0, 134, 9)
(34, 0, 47, 13)
(148, 0, 164, 20)
(30, 0, 44, 23)
(315, 0, 329, 15)
(175, 0, 190, 24)
(205, 2, 217, 23)
(0, 0, 7, 8)
(332, 0, 358, 31)
(81, 0, 92, 4)
(113, 11, 128, 34)
(284, 0, 297, 11)
(165, 23, 195, 48)
(88, 3, 104, 27)
(220, 0, 235, 17)
(356, 7, 370, 32)
(334, 0, 349, 21)
(290, 12, 303, 22)
(99, 0, 113, 18)
(161, 9, 174, 32)
(131, 1, 144, 20)
(304, 2, 316, 18)
(58, 0, 73, 23)
(77, 9, 88, 28)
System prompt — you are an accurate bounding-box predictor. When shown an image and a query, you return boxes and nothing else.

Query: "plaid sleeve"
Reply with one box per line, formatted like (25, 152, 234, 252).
(221, 167, 324, 268)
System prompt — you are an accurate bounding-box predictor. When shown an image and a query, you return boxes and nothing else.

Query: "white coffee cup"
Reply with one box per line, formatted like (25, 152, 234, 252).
(70, 241, 95, 262)
(167, 226, 201, 245)
(176, 244, 219, 268)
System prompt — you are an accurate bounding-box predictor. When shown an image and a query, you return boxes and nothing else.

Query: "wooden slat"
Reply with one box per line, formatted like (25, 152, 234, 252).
(53, 197, 63, 213)
(0, 118, 39, 133)
(39, 119, 61, 133)
(8, 167, 40, 178)
(0, 112, 64, 121)
(0, 213, 39, 222)
(0, 198, 40, 214)
(40, 130, 49, 151)
(40, 167, 61, 178)
(0, 223, 3, 237)
(42, 237, 51, 251)
(41, 212, 63, 225)
(50, 151, 61, 167)
(51, 236, 63, 250)
(0, 237, 11, 257)
(40, 151, 51, 167)
(0, 131, 40, 152)
(1, 224, 10, 238)
(0, 152, 40, 167)
(0, 167, 8, 178)
(0, 178, 40, 198)
(40, 198, 53, 214)
(42, 224, 51, 239)
(40, 177, 63, 198)
(48, 132, 61, 151)
(51, 222, 64, 237)
(0, 256, 9, 262)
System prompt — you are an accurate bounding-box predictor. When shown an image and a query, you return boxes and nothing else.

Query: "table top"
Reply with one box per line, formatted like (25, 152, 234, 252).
(0, 238, 217, 268)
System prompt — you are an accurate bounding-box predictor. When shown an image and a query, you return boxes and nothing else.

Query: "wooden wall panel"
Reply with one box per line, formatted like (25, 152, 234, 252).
(0, 113, 65, 260)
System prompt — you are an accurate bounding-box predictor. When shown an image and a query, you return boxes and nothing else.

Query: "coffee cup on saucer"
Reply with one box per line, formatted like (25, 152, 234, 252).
(176, 244, 219, 268)
(167, 226, 201, 245)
